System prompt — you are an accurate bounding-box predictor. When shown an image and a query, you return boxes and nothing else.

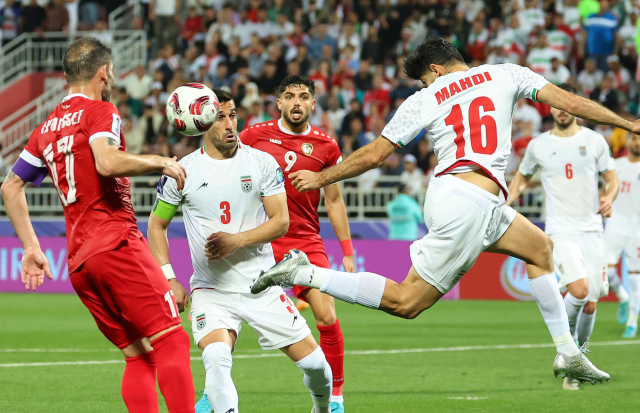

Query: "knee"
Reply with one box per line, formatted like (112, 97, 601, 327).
(571, 286, 589, 300)
(583, 301, 597, 314)
(314, 312, 337, 326)
(540, 235, 554, 271)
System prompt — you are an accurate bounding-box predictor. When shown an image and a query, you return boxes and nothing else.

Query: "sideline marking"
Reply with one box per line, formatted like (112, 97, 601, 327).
(1, 340, 639, 368)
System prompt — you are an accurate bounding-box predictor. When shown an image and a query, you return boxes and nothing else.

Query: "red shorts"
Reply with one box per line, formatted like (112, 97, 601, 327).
(273, 239, 330, 301)
(70, 231, 181, 349)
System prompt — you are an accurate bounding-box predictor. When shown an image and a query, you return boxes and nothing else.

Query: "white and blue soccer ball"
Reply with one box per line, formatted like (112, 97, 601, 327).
(166, 83, 219, 136)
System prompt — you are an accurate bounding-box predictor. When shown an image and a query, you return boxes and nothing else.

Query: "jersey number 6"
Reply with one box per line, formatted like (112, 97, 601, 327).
(445, 97, 497, 159)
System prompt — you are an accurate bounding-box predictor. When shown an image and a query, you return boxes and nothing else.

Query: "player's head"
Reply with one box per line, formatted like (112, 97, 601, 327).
(205, 88, 237, 153)
(550, 83, 579, 130)
(62, 37, 113, 102)
(627, 132, 640, 157)
(277, 75, 316, 127)
(403, 37, 466, 86)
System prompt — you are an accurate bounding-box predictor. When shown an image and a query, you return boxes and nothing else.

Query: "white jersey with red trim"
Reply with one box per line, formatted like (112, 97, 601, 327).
(605, 157, 640, 237)
(381, 63, 549, 200)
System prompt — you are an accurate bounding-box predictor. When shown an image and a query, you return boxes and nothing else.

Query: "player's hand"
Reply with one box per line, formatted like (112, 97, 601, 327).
(161, 156, 187, 191)
(21, 247, 52, 291)
(343, 254, 355, 273)
(169, 279, 189, 312)
(289, 170, 322, 193)
(205, 232, 242, 260)
(597, 196, 613, 217)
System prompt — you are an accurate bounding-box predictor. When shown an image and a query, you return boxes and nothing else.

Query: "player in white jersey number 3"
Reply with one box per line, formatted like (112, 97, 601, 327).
(507, 83, 619, 390)
(147, 89, 333, 413)
(251, 37, 640, 384)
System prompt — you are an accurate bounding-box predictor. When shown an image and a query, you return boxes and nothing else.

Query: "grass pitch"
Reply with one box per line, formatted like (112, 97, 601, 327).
(0, 293, 638, 412)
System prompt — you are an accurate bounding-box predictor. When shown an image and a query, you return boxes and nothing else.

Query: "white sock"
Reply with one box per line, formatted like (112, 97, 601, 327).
(331, 395, 344, 404)
(529, 273, 580, 357)
(576, 309, 597, 346)
(295, 347, 332, 411)
(202, 342, 238, 413)
(608, 267, 629, 302)
(564, 292, 588, 337)
(317, 268, 387, 309)
(628, 275, 640, 328)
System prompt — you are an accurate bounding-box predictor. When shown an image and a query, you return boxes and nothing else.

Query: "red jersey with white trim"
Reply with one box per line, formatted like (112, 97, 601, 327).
(381, 64, 549, 200)
(240, 119, 342, 246)
(21, 93, 137, 273)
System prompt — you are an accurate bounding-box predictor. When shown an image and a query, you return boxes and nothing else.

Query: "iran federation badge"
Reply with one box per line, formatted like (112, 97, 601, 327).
(579, 146, 587, 156)
(241, 175, 252, 192)
(196, 314, 206, 330)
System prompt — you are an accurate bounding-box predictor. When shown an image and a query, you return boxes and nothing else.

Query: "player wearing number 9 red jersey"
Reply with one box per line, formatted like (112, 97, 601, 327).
(1, 38, 195, 413)
(251, 37, 640, 384)
(240, 76, 353, 411)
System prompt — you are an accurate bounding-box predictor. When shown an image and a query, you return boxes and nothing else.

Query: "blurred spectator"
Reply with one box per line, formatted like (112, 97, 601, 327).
(122, 115, 145, 155)
(582, 0, 618, 72)
(380, 152, 403, 178)
(309, 59, 330, 95)
(20, 0, 46, 34)
(66, 0, 78, 34)
(166, 68, 187, 94)
(1, 0, 20, 45)
(149, 0, 181, 49)
(547, 14, 573, 57)
(361, 26, 384, 65)
(45, 0, 69, 32)
(353, 60, 372, 92)
(245, 100, 270, 126)
(607, 55, 631, 99)
(254, 7, 274, 39)
(268, 0, 291, 22)
(326, 95, 347, 136)
(577, 57, 604, 96)
(400, 154, 423, 198)
(386, 183, 424, 241)
(340, 99, 365, 138)
(145, 82, 168, 110)
(241, 82, 260, 110)
(205, 6, 233, 45)
(513, 99, 542, 137)
(272, 13, 294, 37)
(209, 61, 234, 89)
(590, 75, 619, 112)
(125, 65, 153, 101)
(256, 61, 280, 95)
(467, 19, 488, 61)
(80, 0, 99, 27)
(413, 138, 431, 173)
(90, 20, 113, 46)
(526, 33, 564, 77)
(347, 117, 367, 148)
(545, 57, 572, 85)
(191, 42, 226, 79)
(180, 6, 202, 48)
(307, 24, 337, 60)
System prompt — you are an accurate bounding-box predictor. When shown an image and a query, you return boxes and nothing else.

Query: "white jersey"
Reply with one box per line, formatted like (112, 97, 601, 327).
(157, 144, 285, 293)
(382, 63, 549, 200)
(605, 157, 640, 237)
(519, 127, 616, 235)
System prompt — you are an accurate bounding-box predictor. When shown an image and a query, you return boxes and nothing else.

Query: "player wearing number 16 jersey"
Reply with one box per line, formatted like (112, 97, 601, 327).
(251, 37, 640, 385)
(1, 38, 195, 413)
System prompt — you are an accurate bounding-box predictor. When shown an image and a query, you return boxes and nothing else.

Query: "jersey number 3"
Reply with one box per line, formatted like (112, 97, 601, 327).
(445, 97, 497, 159)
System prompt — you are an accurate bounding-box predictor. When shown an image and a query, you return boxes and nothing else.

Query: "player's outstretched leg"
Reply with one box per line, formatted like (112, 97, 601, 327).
(121, 340, 159, 413)
(624, 274, 640, 338)
(150, 326, 197, 413)
(607, 266, 630, 324)
(282, 334, 333, 413)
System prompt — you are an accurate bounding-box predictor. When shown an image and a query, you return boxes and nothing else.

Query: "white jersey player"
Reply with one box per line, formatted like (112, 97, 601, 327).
(250, 37, 639, 385)
(604, 133, 640, 338)
(508, 83, 619, 389)
(147, 89, 333, 413)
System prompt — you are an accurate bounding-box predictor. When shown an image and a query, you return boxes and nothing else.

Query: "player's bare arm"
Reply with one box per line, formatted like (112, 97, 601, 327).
(537, 83, 640, 133)
(598, 170, 619, 217)
(90, 137, 188, 190)
(1, 171, 52, 290)
(205, 192, 289, 260)
(505, 172, 534, 206)
(323, 183, 355, 272)
(148, 212, 190, 312)
(291, 136, 396, 192)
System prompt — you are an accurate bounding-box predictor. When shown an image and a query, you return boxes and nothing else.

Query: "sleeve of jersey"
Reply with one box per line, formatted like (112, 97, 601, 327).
(381, 93, 427, 148)
(327, 139, 343, 167)
(596, 135, 616, 173)
(238, 127, 256, 146)
(12, 134, 48, 186)
(501, 64, 550, 102)
(257, 151, 286, 197)
(153, 174, 182, 220)
(86, 103, 122, 145)
(518, 140, 539, 176)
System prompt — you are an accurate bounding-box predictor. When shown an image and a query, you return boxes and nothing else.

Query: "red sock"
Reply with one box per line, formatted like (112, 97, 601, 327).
(151, 327, 196, 413)
(317, 319, 345, 396)
(122, 351, 159, 413)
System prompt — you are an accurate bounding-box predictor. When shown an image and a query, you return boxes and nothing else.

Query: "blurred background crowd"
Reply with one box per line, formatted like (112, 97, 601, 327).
(2, 0, 640, 197)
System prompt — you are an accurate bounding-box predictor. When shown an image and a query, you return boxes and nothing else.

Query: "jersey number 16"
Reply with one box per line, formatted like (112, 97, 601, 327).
(445, 97, 497, 159)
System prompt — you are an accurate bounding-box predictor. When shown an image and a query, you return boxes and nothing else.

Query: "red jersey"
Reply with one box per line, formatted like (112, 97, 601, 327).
(239, 119, 342, 246)
(19, 93, 137, 273)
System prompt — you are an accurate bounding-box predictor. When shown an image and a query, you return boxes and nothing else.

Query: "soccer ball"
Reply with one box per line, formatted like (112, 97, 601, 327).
(166, 83, 219, 136)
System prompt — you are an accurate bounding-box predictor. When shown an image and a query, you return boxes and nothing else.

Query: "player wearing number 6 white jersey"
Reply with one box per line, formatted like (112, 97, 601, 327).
(250, 37, 640, 385)
(604, 133, 640, 338)
(508, 83, 619, 389)
(147, 89, 333, 413)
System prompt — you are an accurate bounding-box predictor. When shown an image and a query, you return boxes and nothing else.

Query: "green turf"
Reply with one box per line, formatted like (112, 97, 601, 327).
(0, 293, 638, 412)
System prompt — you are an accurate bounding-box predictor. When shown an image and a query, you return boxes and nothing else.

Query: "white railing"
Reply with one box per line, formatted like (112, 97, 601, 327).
(0, 175, 547, 220)
(109, 0, 142, 31)
(0, 31, 146, 89)
(0, 81, 67, 158)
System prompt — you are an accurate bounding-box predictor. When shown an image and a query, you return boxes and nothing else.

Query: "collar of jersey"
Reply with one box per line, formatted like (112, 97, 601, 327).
(549, 126, 583, 139)
(278, 118, 311, 136)
(62, 93, 90, 102)
(201, 145, 241, 164)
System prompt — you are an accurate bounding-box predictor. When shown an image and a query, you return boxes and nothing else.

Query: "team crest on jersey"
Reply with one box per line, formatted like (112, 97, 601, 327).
(579, 146, 587, 156)
(276, 167, 284, 184)
(196, 314, 206, 330)
(241, 175, 252, 192)
(301, 143, 314, 156)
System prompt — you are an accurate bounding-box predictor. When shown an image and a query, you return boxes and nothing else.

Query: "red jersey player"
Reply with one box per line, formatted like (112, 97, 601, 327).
(1, 38, 195, 413)
(240, 75, 353, 412)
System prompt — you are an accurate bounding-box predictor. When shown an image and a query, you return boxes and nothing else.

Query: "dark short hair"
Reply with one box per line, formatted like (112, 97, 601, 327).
(279, 75, 315, 96)
(62, 37, 112, 85)
(403, 37, 465, 80)
(212, 88, 233, 104)
(558, 83, 578, 94)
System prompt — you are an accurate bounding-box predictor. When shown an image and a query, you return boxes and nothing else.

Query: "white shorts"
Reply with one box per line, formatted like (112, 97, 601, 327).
(604, 228, 640, 272)
(189, 287, 311, 350)
(411, 175, 517, 294)
(551, 232, 608, 302)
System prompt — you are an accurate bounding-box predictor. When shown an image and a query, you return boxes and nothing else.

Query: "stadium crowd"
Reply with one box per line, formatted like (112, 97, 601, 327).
(3, 0, 640, 191)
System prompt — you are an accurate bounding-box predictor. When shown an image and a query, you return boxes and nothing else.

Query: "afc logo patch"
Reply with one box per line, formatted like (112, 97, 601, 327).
(156, 175, 168, 195)
(196, 314, 206, 330)
(241, 175, 252, 192)
(276, 167, 284, 184)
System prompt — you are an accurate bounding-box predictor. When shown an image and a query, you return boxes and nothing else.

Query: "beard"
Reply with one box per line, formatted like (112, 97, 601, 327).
(102, 73, 113, 102)
(630, 147, 640, 157)
(282, 108, 309, 127)
(212, 133, 238, 152)
(554, 116, 575, 130)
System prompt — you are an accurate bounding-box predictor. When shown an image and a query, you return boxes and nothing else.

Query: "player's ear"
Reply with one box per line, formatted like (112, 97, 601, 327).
(276, 98, 282, 110)
(311, 98, 316, 111)
(97, 64, 108, 84)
